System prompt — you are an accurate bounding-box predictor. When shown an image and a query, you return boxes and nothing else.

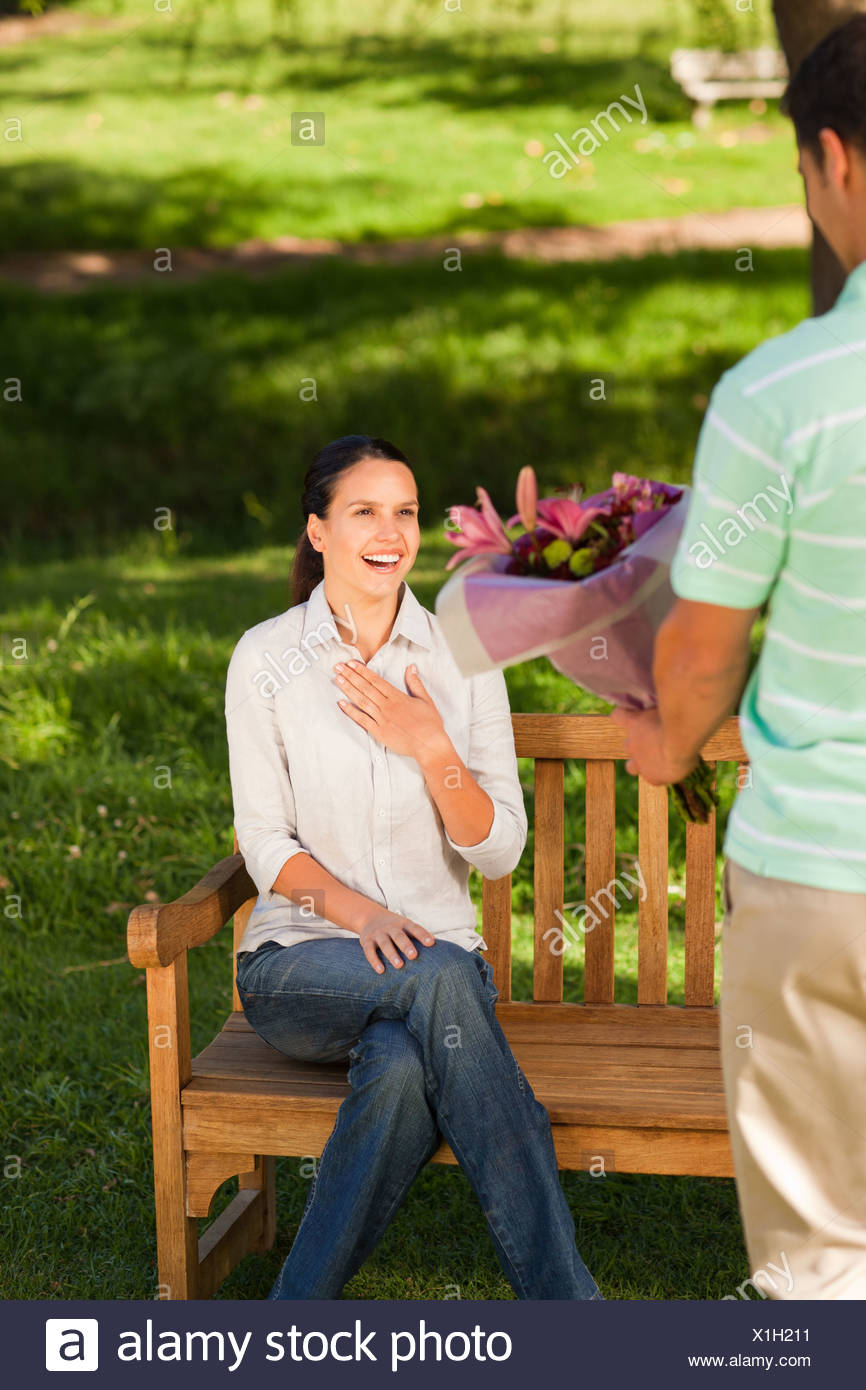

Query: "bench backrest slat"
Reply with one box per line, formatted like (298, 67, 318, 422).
(482, 875, 513, 1003)
(684, 769, 717, 1005)
(584, 759, 617, 1004)
(533, 759, 565, 1001)
(637, 779, 669, 1004)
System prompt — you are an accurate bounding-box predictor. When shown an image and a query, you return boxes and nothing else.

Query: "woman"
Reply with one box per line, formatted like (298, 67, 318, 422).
(226, 433, 603, 1301)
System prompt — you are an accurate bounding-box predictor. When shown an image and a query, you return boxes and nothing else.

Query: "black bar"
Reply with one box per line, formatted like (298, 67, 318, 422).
(6, 1297, 852, 1387)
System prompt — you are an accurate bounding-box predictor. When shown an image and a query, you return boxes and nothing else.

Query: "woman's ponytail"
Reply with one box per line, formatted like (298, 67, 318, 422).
(289, 527, 324, 608)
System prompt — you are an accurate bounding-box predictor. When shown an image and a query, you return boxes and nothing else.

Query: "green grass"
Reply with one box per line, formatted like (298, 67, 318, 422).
(3, 246, 810, 557)
(0, 529, 765, 1300)
(0, 0, 803, 1302)
(0, 0, 795, 251)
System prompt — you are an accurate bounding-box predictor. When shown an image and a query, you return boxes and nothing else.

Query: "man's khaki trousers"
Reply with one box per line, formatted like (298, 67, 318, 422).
(720, 858, 866, 1299)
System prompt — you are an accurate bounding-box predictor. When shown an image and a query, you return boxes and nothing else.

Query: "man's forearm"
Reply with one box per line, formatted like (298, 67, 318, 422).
(270, 852, 381, 935)
(654, 614, 752, 768)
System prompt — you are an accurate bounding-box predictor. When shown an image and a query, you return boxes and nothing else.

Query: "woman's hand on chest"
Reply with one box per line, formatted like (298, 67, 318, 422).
(333, 659, 452, 768)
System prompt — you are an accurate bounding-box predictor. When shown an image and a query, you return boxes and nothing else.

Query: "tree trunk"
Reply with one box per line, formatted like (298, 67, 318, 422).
(772, 1, 866, 313)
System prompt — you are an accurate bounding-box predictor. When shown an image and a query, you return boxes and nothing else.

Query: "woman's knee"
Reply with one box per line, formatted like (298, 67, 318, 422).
(411, 941, 492, 1003)
(349, 1019, 426, 1099)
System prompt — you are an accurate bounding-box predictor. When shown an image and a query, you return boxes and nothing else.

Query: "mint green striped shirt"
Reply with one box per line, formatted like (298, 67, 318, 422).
(670, 257, 866, 894)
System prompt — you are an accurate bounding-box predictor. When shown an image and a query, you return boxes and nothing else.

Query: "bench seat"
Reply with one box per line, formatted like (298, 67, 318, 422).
(182, 1002, 733, 1212)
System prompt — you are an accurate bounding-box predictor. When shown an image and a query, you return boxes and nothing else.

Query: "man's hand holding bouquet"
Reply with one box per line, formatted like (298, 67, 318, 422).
(435, 466, 717, 822)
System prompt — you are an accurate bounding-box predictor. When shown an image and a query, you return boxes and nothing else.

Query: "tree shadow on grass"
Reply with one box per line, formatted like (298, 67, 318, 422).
(3, 21, 689, 115)
(1, 246, 807, 558)
(0, 160, 411, 254)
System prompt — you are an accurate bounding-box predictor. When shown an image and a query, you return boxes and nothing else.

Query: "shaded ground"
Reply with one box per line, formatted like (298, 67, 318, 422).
(2, 245, 807, 558)
(0, 203, 809, 291)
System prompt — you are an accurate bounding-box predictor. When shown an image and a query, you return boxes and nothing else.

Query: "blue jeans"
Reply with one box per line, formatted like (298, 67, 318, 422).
(235, 935, 603, 1301)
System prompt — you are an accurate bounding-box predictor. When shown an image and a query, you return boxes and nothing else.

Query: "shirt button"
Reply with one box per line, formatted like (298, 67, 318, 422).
(378, 857, 385, 866)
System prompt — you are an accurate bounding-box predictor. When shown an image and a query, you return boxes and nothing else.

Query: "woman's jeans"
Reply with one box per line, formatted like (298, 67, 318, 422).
(235, 934, 603, 1301)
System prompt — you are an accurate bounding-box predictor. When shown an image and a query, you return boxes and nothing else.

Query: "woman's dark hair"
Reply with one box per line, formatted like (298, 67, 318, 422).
(781, 14, 866, 165)
(289, 435, 412, 607)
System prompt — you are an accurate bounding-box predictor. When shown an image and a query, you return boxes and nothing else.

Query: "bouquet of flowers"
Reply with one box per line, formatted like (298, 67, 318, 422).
(435, 468, 717, 823)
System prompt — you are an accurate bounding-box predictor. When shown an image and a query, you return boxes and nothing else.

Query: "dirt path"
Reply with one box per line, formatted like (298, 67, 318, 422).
(0, 203, 809, 292)
(0, 9, 132, 45)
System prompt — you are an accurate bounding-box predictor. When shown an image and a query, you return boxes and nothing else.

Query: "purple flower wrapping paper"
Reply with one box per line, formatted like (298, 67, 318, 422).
(434, 486, 691, 711)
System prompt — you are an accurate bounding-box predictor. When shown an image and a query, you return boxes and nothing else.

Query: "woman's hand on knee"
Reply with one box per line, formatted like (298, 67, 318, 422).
(357, 910, 436, 973)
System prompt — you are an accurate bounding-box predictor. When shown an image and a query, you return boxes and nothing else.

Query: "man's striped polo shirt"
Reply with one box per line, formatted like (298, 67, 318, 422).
(670, 256, 866, 894)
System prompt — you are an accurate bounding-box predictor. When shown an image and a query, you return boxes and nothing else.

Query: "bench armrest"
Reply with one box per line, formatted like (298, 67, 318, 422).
(127, 853, 257, 969)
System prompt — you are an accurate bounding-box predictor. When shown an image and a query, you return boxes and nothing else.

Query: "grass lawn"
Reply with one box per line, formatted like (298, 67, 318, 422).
(0, 0, 797, 251)
(1, 521, 766, 1300)
(3, 245, 810, 557)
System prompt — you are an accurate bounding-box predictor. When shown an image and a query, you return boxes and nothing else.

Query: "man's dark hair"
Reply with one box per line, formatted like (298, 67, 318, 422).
(781, 14, 866, 164)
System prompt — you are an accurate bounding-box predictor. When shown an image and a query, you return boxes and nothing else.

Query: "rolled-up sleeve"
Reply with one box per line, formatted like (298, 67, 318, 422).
(443, 668, 528, 879)
(224, 631, 308, 896)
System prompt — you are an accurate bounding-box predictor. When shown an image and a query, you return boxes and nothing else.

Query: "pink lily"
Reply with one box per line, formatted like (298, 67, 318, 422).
(444, 486, 514, 570)
(507, 496, 611, 543)
(537, 497, 611, 542)
(514, 466, 538, 532)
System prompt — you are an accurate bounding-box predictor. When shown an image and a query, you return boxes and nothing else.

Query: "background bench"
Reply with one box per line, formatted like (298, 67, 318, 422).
(127, 710, 746, 1300)
(670, 46, 789, 126)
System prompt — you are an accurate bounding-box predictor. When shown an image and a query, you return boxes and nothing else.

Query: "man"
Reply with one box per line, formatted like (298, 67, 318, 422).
(612, 15, 866, 1300)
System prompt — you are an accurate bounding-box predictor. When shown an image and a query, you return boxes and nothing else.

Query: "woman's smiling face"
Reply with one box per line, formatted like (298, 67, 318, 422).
(309, 455, 421, 592)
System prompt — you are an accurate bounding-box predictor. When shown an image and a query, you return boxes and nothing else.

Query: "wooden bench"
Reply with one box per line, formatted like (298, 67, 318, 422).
(127, 711, 746, 1300)
(670, 46, 788, 127)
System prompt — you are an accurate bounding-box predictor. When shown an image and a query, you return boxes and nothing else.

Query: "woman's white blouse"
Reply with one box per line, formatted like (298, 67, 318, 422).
(225, 577, 528, 958)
